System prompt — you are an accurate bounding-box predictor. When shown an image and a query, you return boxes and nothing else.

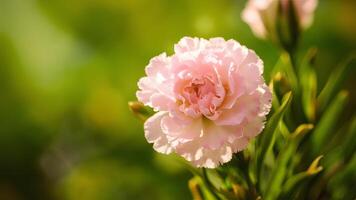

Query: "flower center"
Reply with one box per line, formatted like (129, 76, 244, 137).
(177, 75, 225, 118)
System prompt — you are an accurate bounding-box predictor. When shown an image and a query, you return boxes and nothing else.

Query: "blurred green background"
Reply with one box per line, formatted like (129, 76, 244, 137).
(0, 0, 355, 199)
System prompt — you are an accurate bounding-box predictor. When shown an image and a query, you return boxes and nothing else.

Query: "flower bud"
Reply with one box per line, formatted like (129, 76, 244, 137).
(128, 101, 152, 121)
(276, 0, 300, 52)
(242, 0, 318, 51)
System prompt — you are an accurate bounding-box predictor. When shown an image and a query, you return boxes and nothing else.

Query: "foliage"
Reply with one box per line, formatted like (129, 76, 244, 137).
(133, 49, 355, 200)
(0, 0, 355, 199)
(176, 46, 356, 200)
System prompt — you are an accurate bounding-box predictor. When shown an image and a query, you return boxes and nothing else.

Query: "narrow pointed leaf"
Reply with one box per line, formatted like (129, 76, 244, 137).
(340, 116, 356, 162)
(298, 48, 318, 78)
(317, 54, 355, 111)
(189, 177, 205, 200)
(265, 124, 313, 200)
(279, 156, 323, 199)
(259, 92, 293, 157)
(311, 91, 349, 155)
(272, 54, 298, 94)
(299, 49, 318, 121)
(306, 155, 324, 175)
(257, 92, 293, 187)
(269, 76, 281, 110)
(328, 155, 356, 198)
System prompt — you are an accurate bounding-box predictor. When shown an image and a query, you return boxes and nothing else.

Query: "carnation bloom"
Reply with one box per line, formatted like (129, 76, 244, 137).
(136, 37, 272, 168)
(242, 0, 318, 39)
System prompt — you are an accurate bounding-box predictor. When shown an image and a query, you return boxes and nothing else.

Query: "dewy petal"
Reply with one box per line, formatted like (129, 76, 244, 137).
(144, 112, 173, 154)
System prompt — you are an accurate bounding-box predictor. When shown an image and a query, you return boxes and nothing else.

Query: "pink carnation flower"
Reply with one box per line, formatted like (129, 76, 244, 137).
(242, 0, 318, 39)
(136, 37, 272, 168)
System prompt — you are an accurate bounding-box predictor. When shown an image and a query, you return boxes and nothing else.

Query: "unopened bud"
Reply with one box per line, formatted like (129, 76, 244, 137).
(242, 0, 318, 51)
(128, 101, 152, 121)
(276, 0, 300, 52)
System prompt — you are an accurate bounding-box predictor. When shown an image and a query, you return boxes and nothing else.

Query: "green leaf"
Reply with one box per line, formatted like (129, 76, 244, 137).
(303, 70, 317, 121)
(339, 116, 356, 162)
(269, 76, 281, 110)
(317, 54, 355, 111)
(257, 92, 293, 189)
(279, 156, 323, 199)
(311, 91, 349, 155)
(291, 124, 314, 139)
(298, 48, 318, 78)
(189, 176, 205, 200)
(259, 92, 293, 157)
(271, 54, 298, 95)
(324, 116, 356, 170)
(299, 49, 318, 122)
(205, 169, 226, 191)
(328, 155, 356, 199)
(201, 169, 224, 200)
(264, 124, 314, 200)
(279, 121, 290, 139)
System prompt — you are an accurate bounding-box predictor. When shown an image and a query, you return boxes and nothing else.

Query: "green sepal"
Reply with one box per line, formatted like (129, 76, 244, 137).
(128, 101, 154, 121)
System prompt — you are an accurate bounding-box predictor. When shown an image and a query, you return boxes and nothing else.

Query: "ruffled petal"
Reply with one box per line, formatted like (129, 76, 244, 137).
(144, 112, 173, 154)
(174, 37, 207, 53)
(136, 53, 176, 111)
(137, 37, 272, 168)
(243, 116, 265, 139)
(215, 93, 260, 126)
(161, 115, 202, 142)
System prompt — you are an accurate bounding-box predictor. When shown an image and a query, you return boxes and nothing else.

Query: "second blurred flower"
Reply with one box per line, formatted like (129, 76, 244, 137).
(242, 0, 318, 50)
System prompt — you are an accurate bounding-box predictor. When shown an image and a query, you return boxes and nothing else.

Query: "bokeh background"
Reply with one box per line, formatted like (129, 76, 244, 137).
(0, 0, 355, 199)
